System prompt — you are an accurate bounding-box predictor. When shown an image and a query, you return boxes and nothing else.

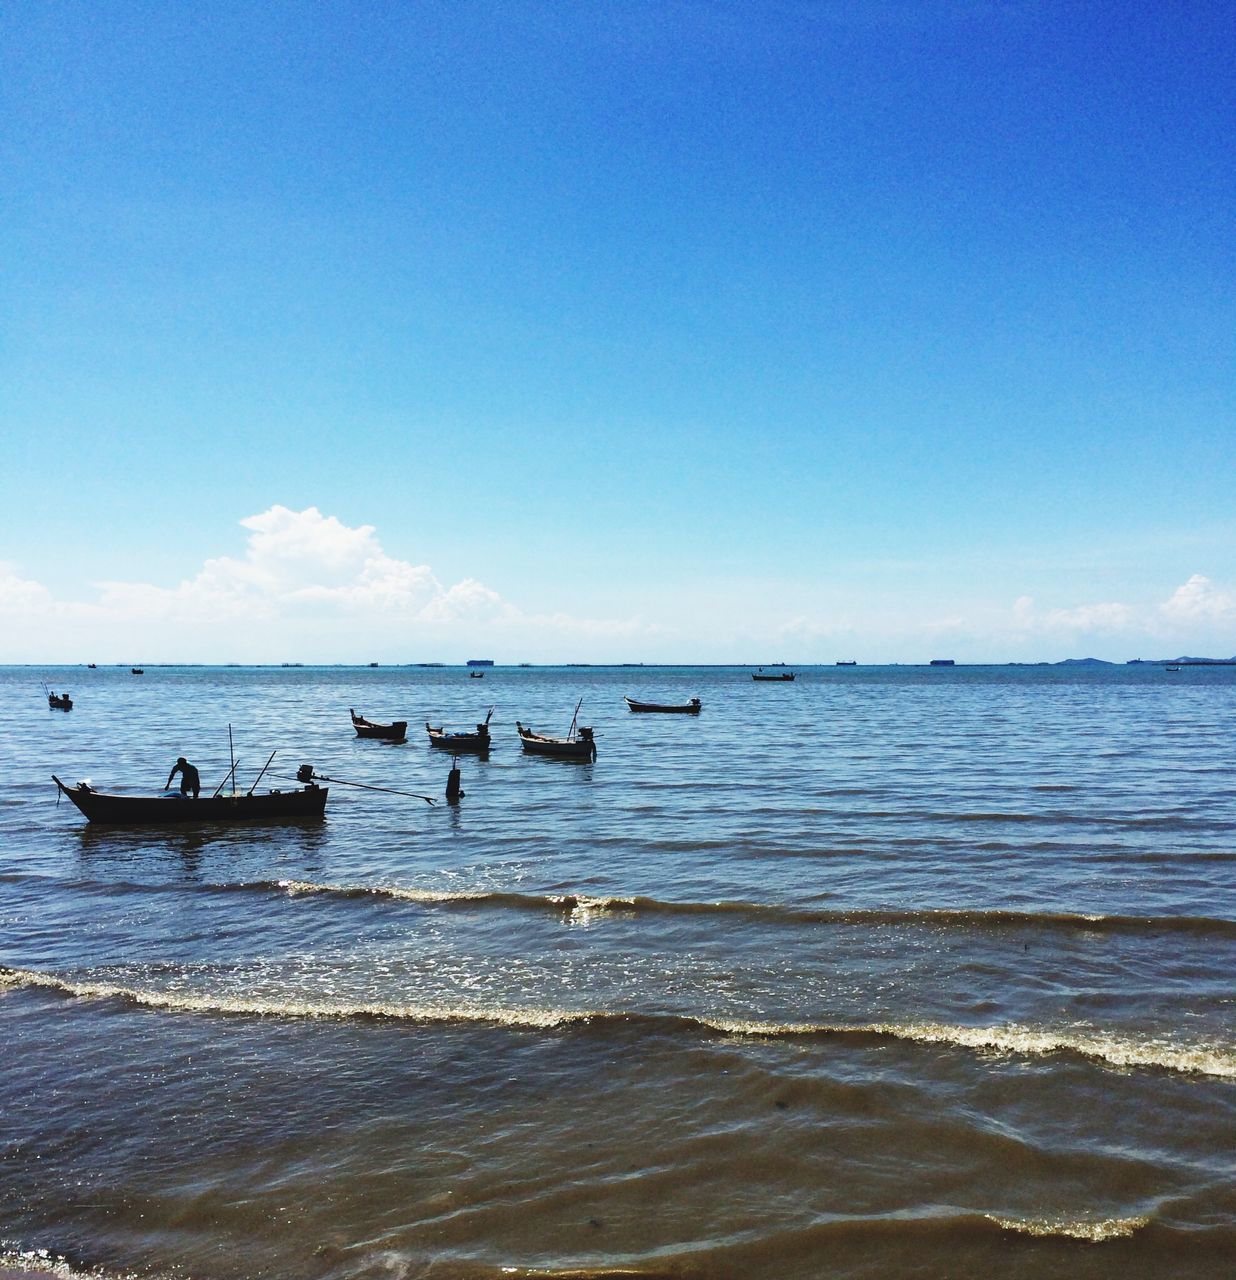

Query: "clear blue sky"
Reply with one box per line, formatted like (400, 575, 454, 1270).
(2, 1, 1233, 662)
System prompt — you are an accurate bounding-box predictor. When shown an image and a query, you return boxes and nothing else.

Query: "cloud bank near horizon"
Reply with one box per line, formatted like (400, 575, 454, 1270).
(1, 507, 1232, 663)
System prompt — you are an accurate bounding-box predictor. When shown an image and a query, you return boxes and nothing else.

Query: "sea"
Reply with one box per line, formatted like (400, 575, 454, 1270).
(1, 662, 1234, 1280)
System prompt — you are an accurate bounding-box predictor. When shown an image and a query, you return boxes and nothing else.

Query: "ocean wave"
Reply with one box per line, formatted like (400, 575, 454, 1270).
(245, 880, 1236, 938)
(12, 871, 1232, 938)
(3, 965, 1232, 1079)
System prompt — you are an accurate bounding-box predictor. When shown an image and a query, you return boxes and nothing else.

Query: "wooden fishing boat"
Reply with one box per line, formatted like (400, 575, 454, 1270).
(350, 709, 408, 742)
(47, 692, 73, 711)
(516, 700, 596, 761)
(469, 671, 485, 678)
(52, 774, 328, 825)
(427, 707, 493, 752)
(624, 696, 701, 714)
(516, 724, 596, 760)
(752, 669, 795, 681)
(131, 667, 144, 675)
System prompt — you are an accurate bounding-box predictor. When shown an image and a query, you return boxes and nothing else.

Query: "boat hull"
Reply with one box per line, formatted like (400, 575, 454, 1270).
(518, 738, 595, 760)
(350, 710, 407, 742)
(624, 698, 700, 714)
(426, 726, 491, 752)
(752, 674, 795, 681)
(53, 777, 328, 825)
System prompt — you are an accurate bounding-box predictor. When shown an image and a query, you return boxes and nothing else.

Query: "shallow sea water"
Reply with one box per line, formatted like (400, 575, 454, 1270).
(1, 663, 1234, 1278)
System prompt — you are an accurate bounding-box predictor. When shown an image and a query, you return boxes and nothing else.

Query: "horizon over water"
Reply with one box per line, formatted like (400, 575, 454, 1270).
(1, 663, 1234, 1278)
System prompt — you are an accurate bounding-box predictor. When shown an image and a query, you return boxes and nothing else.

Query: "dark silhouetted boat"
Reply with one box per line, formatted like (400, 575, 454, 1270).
(516, 699, 596, 760)
(752, 669, 795, 681)
(350, 709, 408, 742)
(131, 667, 144, 675)
(52, 774, 327, 825)
(48, 692, 73, 710)
(427, 708, 493, 752)
(469, 671, 485, 678)
(624, 696, 701, 714)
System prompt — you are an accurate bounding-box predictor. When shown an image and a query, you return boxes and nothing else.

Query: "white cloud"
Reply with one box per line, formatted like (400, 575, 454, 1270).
(1159, 574, 1236, 624)
(0, 506, 656, 662)
(0, 561, 55, 613)
(1011, 595, 1134, 634)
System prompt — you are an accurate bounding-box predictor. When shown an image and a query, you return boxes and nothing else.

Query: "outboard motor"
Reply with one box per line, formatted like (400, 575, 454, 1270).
(296, 763, 316, 786)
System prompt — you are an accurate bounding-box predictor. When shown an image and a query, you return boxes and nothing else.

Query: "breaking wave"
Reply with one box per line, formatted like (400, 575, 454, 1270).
(987, 1213, 1150, 1242)
(242, 879, 1236, 937)
(3, 965, 1232, 1079)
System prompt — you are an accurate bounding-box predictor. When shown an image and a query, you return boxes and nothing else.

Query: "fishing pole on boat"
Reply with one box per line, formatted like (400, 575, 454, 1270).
(211, 760, 240, 799)
(248, 749, 278, 796)
(275, 768, 437, 805)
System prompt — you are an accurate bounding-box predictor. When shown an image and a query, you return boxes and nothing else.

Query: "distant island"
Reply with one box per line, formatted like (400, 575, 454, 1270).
(1125, 656, 1236, 665)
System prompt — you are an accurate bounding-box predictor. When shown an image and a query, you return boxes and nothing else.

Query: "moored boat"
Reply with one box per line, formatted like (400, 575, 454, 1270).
(52, 773, 328, 825)
(47, 692, 73, 711)
(752, 669, 795, 681)
(427, 707, 494, 752)
(516, 699, 596, 761)
(350, 709, 408, 742)
(624, 696, 701, 714)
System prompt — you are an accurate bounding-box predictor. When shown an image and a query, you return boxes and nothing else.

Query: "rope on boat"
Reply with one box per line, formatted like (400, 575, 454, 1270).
(272, 770, 436, 805)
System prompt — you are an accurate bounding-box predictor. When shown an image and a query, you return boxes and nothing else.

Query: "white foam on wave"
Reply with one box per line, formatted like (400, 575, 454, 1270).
(0, 966, 582, 1029)
(4, 966, 1233, 1079)
(277, 878, 489, 904)
(0, 1247, 150, 1279)
(988, 1213, 1150, 1242)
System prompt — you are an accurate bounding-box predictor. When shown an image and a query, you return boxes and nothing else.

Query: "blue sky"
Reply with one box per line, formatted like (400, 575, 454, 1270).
(2, 1, 1233, 662)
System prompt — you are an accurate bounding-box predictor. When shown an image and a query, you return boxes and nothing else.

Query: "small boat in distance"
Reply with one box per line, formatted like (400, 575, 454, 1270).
(48, 691, 73, 711)
(52, 771, 328, 826)
(836, 660, 857, 666)
(624, 696, 701, 714)
(752, 668, 795, 681)
(516, 699, 596, 761)
(427, 708, 494, 753)
(1166, 666, 1181, 672)
(350, 709, 408, 742)
(131, 667, 144, 675)
(469, 671, 485, 678)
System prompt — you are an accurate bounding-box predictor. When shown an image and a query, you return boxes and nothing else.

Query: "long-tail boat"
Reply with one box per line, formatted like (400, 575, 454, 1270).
(52, 768, 328, 826)
(350, 709, 408, 742)
(426, 707, 493, 752)
(624, 696, 701, 714)
(752, 669, 795, 681)
(516, 699, 596, 761)
(47, 692, 73, 711)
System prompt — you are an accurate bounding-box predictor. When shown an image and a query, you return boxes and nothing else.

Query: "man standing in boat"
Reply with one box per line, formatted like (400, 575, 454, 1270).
(166, 756, 201, 798)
